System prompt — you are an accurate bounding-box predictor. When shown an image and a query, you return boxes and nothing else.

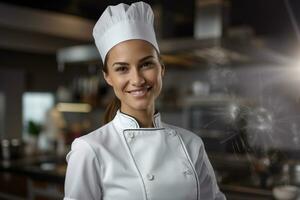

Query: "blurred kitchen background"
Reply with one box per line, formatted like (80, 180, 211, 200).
(1, 0, 300, 199)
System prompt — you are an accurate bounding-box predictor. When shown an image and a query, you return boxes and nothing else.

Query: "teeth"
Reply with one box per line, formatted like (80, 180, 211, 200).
(129, 87, 151, 97)
(130, 89, 147, 97)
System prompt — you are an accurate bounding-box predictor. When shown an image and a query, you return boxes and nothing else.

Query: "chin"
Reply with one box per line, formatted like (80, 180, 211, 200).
(131, 103, 151, 111)
(126, 100, 153, 112)
(120, 95, 156, 112)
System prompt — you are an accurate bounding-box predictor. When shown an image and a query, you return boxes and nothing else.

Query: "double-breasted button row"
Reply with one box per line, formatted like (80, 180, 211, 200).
(145, 169, 192, 182)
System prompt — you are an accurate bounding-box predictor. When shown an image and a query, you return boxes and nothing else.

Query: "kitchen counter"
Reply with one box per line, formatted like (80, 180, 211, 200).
(0, 154, 66, 200)
(0, 152, 283, 200)
(208, 152, 274, 199)
(221, 185, 273, 200)
(0, 154, 66, 183)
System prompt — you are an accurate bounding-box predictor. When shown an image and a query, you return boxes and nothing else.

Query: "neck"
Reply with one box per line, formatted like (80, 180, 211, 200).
(120, 107, 155, 128)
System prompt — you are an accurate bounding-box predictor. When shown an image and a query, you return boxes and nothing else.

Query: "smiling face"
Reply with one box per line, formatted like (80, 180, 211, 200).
(103, 39, 164, 116)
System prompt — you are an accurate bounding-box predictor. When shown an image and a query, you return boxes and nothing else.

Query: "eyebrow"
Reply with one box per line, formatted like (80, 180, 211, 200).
(139, 55, 155, 63)
(112, 62, 128, 67)
(112, 55, 155, 67)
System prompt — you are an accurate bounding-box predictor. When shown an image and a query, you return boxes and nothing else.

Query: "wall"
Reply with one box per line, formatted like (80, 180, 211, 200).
(0, 69, 24, 139)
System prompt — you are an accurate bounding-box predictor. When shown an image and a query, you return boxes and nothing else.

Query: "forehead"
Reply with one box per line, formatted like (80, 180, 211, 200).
(107, 40, 157, 63)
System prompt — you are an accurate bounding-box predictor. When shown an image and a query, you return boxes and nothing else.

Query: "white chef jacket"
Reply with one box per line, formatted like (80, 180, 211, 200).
(64, 110, 226, 200)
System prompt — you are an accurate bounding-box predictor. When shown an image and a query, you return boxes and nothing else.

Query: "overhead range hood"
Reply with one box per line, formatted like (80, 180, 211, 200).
(56, 0, 292, 70)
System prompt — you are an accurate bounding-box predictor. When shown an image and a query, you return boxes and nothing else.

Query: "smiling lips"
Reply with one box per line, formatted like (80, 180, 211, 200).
(127, 86, 152, 97)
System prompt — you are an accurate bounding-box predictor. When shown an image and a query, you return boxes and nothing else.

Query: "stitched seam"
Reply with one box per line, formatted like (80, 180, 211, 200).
(122, 131, 149, 200)
(201, 148, 220, 199)
(119, 111, 140, 128)
(177, 134, 200, 200)
(79, 139, 104, 194)
(118, 110, 162, 129)
(124, 128, 165, 132)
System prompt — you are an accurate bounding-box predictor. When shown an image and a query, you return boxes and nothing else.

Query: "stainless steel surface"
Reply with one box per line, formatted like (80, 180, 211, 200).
(287, 162, 300, 186)
(56, 37, 219, 66)
(194, 0, 227, 39)
(56, 35, 293, 71)
(54, 0, 292, 69)
(56, 44, 99, 65)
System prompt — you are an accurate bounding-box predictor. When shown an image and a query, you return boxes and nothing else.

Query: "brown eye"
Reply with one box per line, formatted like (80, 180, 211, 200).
(141, 62, 153, 68)
(116, 66, 128, 73)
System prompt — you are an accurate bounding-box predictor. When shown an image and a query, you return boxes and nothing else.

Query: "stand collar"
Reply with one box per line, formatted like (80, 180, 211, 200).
(113, 110, 162, 130)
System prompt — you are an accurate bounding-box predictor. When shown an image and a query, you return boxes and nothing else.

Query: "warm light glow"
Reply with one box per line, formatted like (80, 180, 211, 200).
(56, 103, 91, 113)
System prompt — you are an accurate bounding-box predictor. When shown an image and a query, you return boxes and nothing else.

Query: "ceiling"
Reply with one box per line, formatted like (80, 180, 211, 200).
(0, 0, 159, 20)
(1, 0, 300, 38)
(1, 0, 300, 59)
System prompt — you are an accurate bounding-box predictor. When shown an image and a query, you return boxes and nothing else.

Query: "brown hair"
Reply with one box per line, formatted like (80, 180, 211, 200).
(102, 48, 164, 124)
(102, 53, 121, 124)
(103, 96, 121, 124)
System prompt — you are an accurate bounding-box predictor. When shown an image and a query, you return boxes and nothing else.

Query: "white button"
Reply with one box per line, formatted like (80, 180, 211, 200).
(127, 132, 135, 139)
(146, 174, 155, 181)
(167, 129, 176, 136)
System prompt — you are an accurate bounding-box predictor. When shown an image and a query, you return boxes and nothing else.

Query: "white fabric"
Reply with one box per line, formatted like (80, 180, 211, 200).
(93, 2, 159, 62)
(64, 110, 226, 200)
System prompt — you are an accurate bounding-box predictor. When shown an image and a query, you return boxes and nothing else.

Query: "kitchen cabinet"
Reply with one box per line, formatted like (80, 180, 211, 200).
(0, 170, 64, 200)
(0, 171, 27, 200)
(0, 155, 65, 200)
(0, 69, 25, 139)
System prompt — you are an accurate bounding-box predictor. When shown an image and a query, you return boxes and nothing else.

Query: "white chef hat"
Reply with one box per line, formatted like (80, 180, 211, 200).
(93, 1, 159, 62)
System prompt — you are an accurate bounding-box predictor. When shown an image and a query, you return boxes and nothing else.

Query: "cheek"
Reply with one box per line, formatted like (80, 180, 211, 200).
(156, 76, 163, 91)
(111, 77, 128, 92)
(147, 70, 163, 89)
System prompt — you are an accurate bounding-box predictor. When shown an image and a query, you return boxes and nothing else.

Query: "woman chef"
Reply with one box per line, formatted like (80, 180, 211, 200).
(64, 1, 226, 200)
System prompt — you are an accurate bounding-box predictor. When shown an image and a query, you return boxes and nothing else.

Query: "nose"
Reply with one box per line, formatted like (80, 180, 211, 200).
(131, 69, 145, 86)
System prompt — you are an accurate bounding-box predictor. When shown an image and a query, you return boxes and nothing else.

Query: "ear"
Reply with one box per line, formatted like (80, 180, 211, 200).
(161, 64, 165, 77)
(102, 71, 113, 86)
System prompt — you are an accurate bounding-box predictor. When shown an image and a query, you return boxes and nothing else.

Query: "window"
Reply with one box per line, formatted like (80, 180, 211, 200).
(22, 92, 54, 136)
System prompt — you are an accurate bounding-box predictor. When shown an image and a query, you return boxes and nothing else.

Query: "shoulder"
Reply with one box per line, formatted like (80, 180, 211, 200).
(76, 121, 115, 146)
(67, 122, 115, 160)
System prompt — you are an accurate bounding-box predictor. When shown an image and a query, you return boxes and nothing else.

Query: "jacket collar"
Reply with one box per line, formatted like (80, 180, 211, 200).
(113, 110, 162, 130)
